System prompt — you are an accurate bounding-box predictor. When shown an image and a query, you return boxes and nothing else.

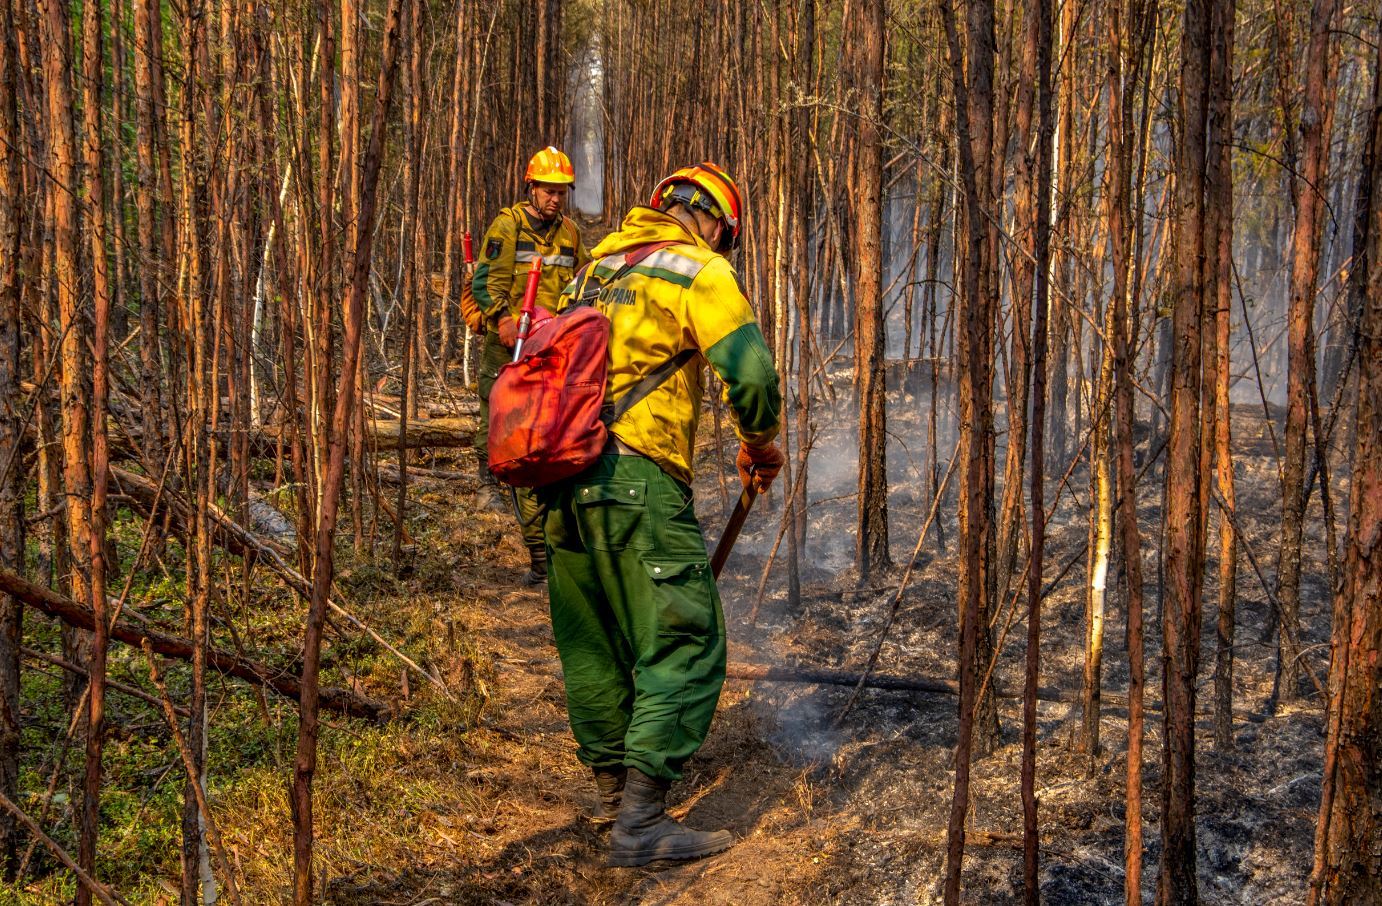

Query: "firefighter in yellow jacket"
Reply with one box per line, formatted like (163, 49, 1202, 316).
(542, 163, 784, 866)
(473, 146, 590, 584)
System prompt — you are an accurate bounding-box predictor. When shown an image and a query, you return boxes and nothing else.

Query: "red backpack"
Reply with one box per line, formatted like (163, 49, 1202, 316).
(487, 242, 695, 488)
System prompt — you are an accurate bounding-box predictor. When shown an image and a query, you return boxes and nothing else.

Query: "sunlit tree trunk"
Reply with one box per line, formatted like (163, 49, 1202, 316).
(1082, 300, 1114, 763)
(1104, 0, 1155, 897)
(940, 0, 997, 897)
(1209, 0, 1238, 751)
(79, 0, 114, 891)
(293, 2, 404, 900)
(134, 0, 166, 460)
(1158, 0, 1214, 899)
(38, 0, 96, 896)
(1275, 0, 1338, 703)
(1020, 0, 1055, 894)
(1307, 35, 1381, 903)
(0, 0, 22, 876)
(850, 0, 890, 583)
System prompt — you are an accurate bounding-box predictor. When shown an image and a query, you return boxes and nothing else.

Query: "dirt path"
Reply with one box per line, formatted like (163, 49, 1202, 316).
(314, 471, 837, 905)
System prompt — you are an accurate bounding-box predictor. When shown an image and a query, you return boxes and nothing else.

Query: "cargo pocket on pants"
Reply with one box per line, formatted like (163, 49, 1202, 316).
(574, 478, 652, 551)
(642, 558, 714, 636)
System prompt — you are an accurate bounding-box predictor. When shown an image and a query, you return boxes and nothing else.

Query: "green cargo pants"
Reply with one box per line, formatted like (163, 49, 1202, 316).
(540, 454, 726, 782)
(477, 331, 545, 553)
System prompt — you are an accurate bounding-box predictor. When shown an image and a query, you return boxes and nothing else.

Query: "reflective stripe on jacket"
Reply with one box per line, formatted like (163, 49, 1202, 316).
(559, 206, 781, 484)
(472, 203, 589, 324)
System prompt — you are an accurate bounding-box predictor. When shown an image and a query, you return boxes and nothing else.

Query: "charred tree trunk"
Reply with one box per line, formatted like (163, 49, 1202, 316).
(1020, 0, 1055, 894)
(1158, 0, 1214, 899)
(1105, 0, 1155, 897)
(174, 1, 214, 896)
(395, 0, 422, 564)
(849, 0, 891, 584)
(940, 0, 998, 897)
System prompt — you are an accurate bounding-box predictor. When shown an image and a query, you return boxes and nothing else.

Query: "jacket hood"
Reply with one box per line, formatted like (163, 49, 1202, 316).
(591, 206, 709, 257)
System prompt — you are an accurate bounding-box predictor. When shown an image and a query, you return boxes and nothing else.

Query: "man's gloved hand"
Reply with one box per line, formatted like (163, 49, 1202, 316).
(736, 442, 784, 493)
(497, 315, 519, 348)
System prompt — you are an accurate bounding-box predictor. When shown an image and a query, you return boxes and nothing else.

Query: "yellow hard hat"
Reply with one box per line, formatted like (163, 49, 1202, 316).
(525, 146, 576, 185)
(650, 162, 743, 250)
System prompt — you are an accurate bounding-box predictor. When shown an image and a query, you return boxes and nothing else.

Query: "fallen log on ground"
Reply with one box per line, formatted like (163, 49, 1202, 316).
(255, 416, 476, 451)
(728, 662, 963, 696)
(724, 662, 1268, 723)
(0, 567, 389, 722)
(364, 415, 476, 450)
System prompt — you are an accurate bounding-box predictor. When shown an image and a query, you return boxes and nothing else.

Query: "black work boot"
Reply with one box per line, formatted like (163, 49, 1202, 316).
(521, 546, 548, 587)
(474, 454, 506, 511)
(590, 766, 627, 824)
(607, 769, 732, 867)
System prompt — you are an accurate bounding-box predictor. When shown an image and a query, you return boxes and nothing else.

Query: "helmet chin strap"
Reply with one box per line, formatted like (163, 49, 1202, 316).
(527, 185, 560, 223)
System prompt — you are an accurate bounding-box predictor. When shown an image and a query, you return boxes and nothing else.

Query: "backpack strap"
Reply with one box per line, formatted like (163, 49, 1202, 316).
(601, 347, 699, 427)
(570, 240, 679, 307)
(588, 239, 697, 427)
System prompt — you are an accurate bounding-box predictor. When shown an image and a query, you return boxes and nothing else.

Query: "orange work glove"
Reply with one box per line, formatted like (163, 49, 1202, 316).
(459, 284, 486, 334)
(497, 315, 519, 348)
(736, 442, 784, 493)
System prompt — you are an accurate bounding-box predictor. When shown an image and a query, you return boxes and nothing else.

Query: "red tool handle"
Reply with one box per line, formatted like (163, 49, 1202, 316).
(512, 258, 543, 361)
(462, 231, 474, 265)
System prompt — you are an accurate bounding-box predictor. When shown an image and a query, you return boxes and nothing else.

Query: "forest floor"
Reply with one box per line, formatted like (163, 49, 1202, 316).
(9, 376, 1334, 905)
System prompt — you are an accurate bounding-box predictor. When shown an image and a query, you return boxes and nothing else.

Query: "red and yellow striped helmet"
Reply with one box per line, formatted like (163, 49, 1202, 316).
(525, 146, 576, 185)
(650, 162, 743, 250)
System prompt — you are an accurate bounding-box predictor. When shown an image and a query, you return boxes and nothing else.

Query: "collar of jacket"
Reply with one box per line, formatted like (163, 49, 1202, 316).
(591, 206, 711, 258)
(516, 203, 564, 237)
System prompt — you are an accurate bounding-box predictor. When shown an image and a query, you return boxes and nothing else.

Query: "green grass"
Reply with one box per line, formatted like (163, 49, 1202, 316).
(6, 495, 491, 902)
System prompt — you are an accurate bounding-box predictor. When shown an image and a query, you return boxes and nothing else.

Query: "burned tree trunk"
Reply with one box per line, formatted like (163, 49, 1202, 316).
(1105, 0, 1156, 897)
(175, 0, 211, 894)
(1020, 0, 1055, 894)
(132, 0, 165, 460)
(1158, 0, 1214, 899)
(939, 0, 998, 897)
(849, 0, 891, 583)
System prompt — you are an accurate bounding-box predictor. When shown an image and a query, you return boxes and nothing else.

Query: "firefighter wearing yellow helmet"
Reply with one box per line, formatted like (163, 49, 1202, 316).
(540, 162, 783, 866)
(472, 147, 591, 584)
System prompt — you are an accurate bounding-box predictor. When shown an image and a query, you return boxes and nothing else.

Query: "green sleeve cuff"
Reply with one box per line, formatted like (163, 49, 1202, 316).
(704, 322, 782, 445)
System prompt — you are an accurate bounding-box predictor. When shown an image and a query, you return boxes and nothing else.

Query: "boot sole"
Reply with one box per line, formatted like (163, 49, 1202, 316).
(606, 830, 733, 867)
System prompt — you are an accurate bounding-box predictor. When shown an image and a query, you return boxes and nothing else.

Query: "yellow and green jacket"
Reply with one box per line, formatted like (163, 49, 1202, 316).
(558, 206, 781, 484)
(472, 203, 590, 326)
